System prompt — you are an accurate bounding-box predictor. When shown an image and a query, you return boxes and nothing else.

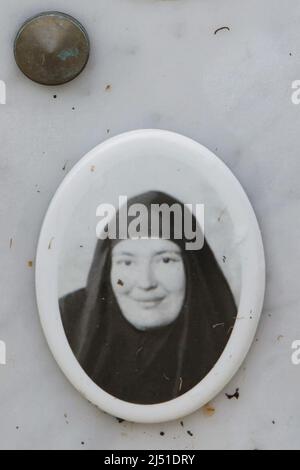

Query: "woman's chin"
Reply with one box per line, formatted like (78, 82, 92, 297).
(125, 312, 177, 332)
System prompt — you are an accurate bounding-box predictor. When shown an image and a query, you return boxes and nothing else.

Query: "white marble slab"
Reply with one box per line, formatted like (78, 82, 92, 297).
(0, 0, 299, 450)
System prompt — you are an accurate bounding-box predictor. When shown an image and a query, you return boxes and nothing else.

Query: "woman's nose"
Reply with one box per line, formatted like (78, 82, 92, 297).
(137, 261, 157, 290)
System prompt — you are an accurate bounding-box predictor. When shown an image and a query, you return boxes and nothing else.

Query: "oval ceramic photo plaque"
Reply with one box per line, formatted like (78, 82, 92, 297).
(36, 130, 265, 423)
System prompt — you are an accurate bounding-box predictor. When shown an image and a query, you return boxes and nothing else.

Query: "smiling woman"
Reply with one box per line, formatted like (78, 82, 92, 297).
(59, 191, 237, 404)
(111, 238, 186, 331)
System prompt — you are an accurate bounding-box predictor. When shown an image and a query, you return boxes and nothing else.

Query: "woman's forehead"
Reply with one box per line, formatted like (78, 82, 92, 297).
(112, 238, 181, 256)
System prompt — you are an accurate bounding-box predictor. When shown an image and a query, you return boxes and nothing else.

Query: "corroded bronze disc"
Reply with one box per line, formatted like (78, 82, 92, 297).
(14, 12, 90, 86)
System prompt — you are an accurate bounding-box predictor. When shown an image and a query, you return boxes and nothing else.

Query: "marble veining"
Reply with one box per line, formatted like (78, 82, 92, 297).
(0, 0, 299, 450)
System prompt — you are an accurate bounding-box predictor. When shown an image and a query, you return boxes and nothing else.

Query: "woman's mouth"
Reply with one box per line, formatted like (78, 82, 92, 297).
(133, 297, 165, 309)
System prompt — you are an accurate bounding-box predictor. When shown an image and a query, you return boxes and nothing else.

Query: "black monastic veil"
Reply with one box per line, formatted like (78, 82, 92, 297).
(60, 191, 237, 404)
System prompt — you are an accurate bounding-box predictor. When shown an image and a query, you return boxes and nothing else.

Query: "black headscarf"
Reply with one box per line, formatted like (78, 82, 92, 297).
(60, 191, 237, 404)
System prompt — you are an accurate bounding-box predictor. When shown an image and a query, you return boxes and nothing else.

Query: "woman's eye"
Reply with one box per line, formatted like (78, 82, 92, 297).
(161, 256, 179, 264)
(158, 254, 181, 264)
(116, 259, 132, 266)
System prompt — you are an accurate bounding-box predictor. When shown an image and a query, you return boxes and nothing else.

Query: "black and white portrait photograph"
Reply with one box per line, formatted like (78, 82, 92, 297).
(57, 137, 242, 406)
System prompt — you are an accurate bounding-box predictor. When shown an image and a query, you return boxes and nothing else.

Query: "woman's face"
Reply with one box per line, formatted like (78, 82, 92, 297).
(111, 238, 186, 331)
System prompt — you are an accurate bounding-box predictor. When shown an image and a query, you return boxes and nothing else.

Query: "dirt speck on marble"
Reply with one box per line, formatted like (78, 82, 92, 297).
(203, 403, 215, 417)
(217, 209, 225, 222)
(214, 26, 230, 35)
(48, 237, 54, 250)
(226, 388, 240, 400)
(116, 417, 125, 424)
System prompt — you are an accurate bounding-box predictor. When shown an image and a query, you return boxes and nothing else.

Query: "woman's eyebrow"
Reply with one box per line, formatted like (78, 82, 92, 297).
(112, 251, 135, 257)
(155, 250, 180, 255)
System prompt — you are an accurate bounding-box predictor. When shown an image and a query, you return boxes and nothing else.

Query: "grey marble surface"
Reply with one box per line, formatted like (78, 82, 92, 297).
(0, 0, 299, 450)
